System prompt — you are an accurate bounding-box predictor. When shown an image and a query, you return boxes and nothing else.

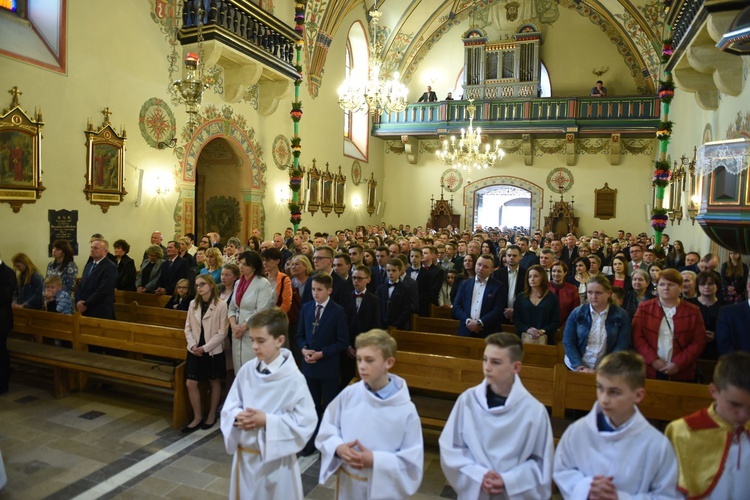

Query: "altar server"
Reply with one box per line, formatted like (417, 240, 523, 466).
(666, 351, 750, 499)
(439, 332, 553, 499)
(221, 307, 317, 500)
(554, 351, 680, 499)
(316, 329, 423, 499)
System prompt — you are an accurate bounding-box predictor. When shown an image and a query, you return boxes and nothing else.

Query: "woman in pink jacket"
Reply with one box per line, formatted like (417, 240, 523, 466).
(183, 274, 228, 432)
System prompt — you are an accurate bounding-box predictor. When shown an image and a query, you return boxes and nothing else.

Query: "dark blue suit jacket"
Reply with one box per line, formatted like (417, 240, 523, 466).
(376, 281, 412, 330)
(156, 256, 190, 295)
(301, 271, 354, 319)
(716, 301, 750, 354)
(296, 300, 349, 380)
(453, 276, 507, 337)
(78, 258, 118, 319)
(519, 252, 539, 270)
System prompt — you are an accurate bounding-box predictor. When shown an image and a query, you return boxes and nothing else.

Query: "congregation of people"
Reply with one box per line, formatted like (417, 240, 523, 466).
(1, 222, 749, 499)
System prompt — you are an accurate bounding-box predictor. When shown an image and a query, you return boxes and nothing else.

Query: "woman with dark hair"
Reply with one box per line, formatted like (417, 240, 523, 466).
(246, 236, 261, 253)
(46, 240, 78, 294)
(686, 271, 726, 360)
(720, 251, 748, 303)
(666, 240, 686, 269)
(11, 253, 44, 309)
(549, 261, 580, 326)
(261, 247, 292, 313)
(622, 269, 652, 320)
(481, 239, 499, 266)
(182, 274, 227, 432)
(563, 274, 631, 372)
(514, 264, 560, 345)
(228, 250, 275, 370)
(632, 268, 706, 381)
(113, 239, 136, 291)
(450, 253, 476, 304)
(607, 255, 632, 293)
(566, 257, 592, 305)
(363, 248, 377, 267)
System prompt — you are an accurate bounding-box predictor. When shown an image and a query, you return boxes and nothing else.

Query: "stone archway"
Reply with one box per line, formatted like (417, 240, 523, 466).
(463, 176, 544, 231)
(172, 105, 266, 241)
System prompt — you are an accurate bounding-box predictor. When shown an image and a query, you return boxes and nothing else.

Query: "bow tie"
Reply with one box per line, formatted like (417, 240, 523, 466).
(354, 292, 365, 297)
(388, 282, 398, 287)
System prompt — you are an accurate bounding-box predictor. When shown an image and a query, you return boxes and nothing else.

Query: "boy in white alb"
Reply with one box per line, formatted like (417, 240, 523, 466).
(554, 351, 681, 499)
(439, 332, 554, 499)
(315, 329, 423, 499)
(220, 307, 317, 500)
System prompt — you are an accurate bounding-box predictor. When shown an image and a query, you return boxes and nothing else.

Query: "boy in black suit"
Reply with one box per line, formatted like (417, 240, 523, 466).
(341, 265, 382, 390)
(377, 258, 412, 330)
(407, 248, 434, 317)
(297, 273, 349, 455)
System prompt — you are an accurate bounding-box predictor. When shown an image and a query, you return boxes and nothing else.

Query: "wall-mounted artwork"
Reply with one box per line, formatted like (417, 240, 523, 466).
(0, 87, 45, 212)
(306, 159, 321, 216)
(84, 108, 127, 213)
(367, 172, 377, 216)
(334, 165, 346, 217)
(321, 163, 334, 217)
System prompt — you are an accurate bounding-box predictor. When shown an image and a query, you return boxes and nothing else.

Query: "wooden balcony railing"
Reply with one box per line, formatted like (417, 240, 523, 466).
(371, 97, 661, 137)
(179, 0, 300, 80)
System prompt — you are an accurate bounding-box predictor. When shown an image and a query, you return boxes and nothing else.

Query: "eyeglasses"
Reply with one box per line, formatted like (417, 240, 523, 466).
(352, 276, 367, 281)
(176, 286, 188, 290)
(195, 282, 209, 288)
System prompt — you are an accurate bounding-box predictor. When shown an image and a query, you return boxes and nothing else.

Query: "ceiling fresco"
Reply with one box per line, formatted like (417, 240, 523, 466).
(302, 0, 667, 96)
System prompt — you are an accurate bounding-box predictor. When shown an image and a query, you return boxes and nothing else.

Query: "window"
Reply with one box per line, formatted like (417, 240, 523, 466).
(0, 0, 17, 11)
(343, 21, 369, 162)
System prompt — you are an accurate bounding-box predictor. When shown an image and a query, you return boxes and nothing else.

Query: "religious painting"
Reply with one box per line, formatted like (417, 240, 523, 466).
(0, 86, 45, 212)
(84, 108, 127, 213)
(334, 165, 346, 217)
(321, 163, 334, 217)
(367, 172, 377, 216)
(306, 159, 321, 216)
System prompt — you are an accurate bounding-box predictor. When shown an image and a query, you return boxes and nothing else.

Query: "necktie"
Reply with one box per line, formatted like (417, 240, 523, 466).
(89, 262, 97, 276)
(380, 268, 386, 283)
(315, 304, 322, 323)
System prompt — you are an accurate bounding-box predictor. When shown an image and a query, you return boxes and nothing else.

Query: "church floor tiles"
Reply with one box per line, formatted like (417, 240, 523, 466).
(0, 366, 475, 499)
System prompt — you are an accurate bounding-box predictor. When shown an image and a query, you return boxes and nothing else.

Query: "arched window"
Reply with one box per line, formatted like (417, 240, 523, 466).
(343, 21, 369, 162)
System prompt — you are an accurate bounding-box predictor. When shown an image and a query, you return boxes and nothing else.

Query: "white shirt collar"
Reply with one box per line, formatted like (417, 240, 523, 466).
(316, 297, 331, 309)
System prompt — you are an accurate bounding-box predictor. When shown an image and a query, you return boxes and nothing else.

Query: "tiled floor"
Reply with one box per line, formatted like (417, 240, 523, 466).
(0, 365, 460, 499)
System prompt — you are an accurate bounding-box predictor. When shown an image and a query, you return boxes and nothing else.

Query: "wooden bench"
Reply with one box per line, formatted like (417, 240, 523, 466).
(551, 364, 713, 424)
(429, 304, 455, 319)
(390, 329, 564, 368)
(411, 314, 517, 335)
(115, 301, 187, 329)
(115, 290, 171, 308)
(9, 308, 190, 429)
(391, 351, 554, 430)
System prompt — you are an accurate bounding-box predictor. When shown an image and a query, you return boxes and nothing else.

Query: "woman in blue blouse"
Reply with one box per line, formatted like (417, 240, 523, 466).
(46, 240, 78, 294)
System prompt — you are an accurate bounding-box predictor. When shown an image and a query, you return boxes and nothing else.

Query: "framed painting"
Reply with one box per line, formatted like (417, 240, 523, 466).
(84, 108, 127, 213)
(306, 159, 321, 216)
(321, 163, 334, 217)
(334, 165, 346, 217)
(0, 87, 45, 212)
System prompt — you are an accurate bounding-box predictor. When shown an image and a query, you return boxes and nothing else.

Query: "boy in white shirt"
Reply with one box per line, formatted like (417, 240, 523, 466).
(221, 307, 317, 499)
(440, 332, 554, 499)
(554, 351, 681, 499)
(316, 329, 423, 499)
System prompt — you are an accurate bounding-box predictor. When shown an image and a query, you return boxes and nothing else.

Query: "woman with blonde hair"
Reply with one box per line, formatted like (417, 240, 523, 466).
(165, 278, 193, 311)
(200, 247, 223, 282)
(11, 253, 44, 309)
(182, 274, 228, 432)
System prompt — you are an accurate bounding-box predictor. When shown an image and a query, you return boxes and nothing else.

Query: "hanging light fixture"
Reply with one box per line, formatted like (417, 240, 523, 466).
(170, 2, 209, 133)
(338, 0, 408, 115)
(436, 99, 505, 180)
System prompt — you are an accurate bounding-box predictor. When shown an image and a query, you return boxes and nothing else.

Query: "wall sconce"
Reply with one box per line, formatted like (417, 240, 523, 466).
(155, 176, 171, 196)
(351, 193, 362, 209)
(278, 187, 290, 205)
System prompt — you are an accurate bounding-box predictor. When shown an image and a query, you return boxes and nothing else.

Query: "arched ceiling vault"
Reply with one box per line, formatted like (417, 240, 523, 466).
(303, 0, 664, 97)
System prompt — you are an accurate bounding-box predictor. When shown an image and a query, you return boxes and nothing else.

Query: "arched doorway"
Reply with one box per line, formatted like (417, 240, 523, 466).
(173, 108, 266, 243)
(464, 176, 543, 231)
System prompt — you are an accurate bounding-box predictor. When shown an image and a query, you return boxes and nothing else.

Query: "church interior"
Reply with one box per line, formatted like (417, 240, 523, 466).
(1, 0, 749, 497)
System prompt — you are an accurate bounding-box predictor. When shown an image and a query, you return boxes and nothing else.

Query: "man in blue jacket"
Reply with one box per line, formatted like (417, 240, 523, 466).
(453, 254, 507, 337)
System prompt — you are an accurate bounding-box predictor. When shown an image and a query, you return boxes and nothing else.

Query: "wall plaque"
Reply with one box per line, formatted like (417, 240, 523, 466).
(48, 209, 79, 256)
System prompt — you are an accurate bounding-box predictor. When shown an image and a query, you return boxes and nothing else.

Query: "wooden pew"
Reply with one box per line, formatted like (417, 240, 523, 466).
(115, 289, 171, 308)
(8, 308, 190, 429)
(551, 364, 713, 424)
(412, 314, 516, 335)
(390, 329, 564, 368)
(429, 304, 454, 320)
(114, 301, 187, 329)
(390, 351, 554, 429)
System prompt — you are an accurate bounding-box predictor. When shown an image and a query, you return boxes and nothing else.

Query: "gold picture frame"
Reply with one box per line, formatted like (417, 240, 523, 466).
(84, 108, 127, 213)
(334, 165, 346, 217)
(321, 163, 334, 217)
(0, 87, 45, 212)
(306, 159, 321, 216)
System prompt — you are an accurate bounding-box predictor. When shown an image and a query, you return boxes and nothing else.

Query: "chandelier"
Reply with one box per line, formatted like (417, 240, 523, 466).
(337, 1, 408, 115)
(170, 2, 209, 133)
(436, 100, 505, 179)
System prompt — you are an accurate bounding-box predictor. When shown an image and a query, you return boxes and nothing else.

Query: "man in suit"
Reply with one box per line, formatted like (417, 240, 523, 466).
(273, 232, 293, 269)
(492, 245, 526, 324)
(422, 246, 445, 311)
(369, 246, 390, 294)
(407, 248, 435, 317)
(561, 235, 579, 268)
(517, 237, 539, 270)
(417, 85, 438, 102)
(76, 239, 118, 319)
(628, 244, 647, 273)
(716, 277, 750, 354)
(301, 246, 354, 318)
(141, 230, 167, 263)
(154, 241, 190, 296)
(0, 253, 15, 393)
(453, 254, 508, 338)
(296, 273, 349, 455)
(377, 258, 412, 330)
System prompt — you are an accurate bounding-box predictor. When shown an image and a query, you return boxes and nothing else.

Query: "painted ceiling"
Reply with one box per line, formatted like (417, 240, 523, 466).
(302, 0, 667, 96)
